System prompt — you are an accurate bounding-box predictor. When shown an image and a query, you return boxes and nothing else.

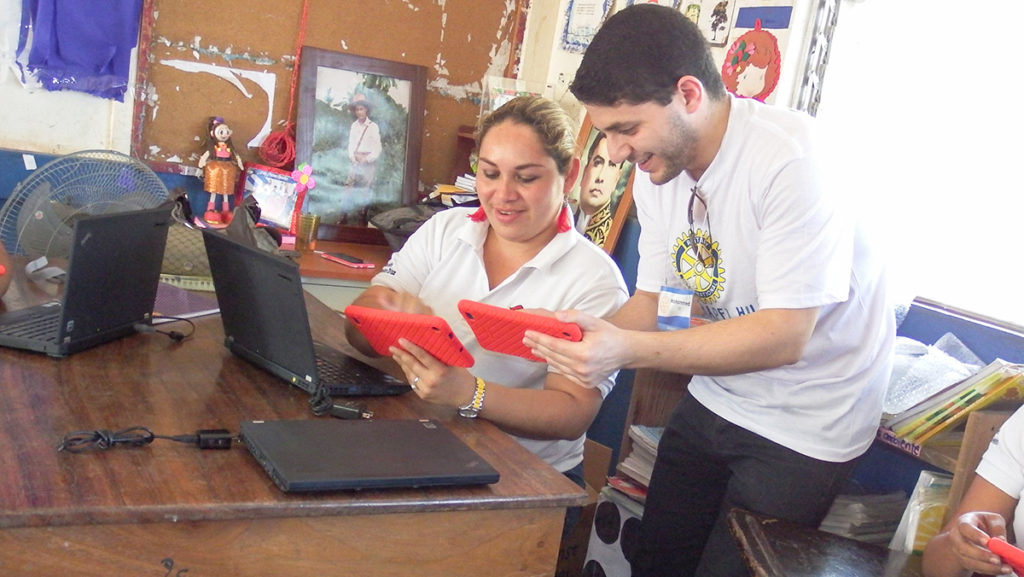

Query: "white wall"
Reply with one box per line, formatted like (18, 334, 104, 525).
(0, 57, 135, 154)
(519, 0, 817, 123)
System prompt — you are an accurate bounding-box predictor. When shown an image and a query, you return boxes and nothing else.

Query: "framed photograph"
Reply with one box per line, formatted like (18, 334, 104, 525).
(296, 47, 427, 243)
(570, 114, 635, 254)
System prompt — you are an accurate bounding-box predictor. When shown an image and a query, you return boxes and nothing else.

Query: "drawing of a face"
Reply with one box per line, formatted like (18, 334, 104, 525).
(735, 63, 767, 98)
(721, 20, 782, 102)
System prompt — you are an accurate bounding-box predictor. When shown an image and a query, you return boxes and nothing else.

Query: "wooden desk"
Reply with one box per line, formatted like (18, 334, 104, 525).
(728, 509, 923, 577)
(297, 240, 392, 310)
(0, 274, 585, 576)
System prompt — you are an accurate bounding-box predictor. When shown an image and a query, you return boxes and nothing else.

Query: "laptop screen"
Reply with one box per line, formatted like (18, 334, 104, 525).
(202, 230, 322, 388)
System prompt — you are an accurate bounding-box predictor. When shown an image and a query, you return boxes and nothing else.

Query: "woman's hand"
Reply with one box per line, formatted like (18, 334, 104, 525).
(944, 512, 1012, 576)
(389, 338, 476, 407)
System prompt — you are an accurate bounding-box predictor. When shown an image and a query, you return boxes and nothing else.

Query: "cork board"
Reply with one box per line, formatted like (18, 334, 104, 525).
(131, 0, 526, 193)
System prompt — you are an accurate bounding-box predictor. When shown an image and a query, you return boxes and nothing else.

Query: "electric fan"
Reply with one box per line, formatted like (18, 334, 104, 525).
(0, 150, 169, 260)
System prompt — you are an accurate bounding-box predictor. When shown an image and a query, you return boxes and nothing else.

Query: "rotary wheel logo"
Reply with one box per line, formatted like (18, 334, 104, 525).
(672, 230, 724, 302)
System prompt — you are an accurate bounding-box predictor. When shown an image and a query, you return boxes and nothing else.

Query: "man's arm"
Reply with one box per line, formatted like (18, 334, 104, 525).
(526, 289, 819, 387)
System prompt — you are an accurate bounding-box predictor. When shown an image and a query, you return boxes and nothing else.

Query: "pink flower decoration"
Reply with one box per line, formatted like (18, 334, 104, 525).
(291, 163, 317, 193)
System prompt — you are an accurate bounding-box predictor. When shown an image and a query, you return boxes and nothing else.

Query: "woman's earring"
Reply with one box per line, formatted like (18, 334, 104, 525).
(556, 200, 572, 233)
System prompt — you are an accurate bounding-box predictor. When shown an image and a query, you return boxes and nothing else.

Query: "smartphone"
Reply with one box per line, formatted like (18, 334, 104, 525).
(318, 251, 375, 269)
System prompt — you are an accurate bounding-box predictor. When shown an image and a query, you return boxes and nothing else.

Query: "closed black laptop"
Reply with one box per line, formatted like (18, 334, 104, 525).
(240, 418, 500, 492)
(201, 229, 409, 396)
(0, 206, 172, 357)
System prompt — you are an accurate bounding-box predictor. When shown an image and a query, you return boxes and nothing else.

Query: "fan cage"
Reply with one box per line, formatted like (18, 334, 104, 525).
(0, 150, 168, 258)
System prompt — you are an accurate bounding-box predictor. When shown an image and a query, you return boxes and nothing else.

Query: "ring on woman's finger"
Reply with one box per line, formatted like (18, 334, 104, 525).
(411, 376, 420, 390)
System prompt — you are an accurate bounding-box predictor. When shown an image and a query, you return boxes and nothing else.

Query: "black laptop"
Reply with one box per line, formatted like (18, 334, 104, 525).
(200, 228, 410, 396)
(0, 206, 172, 357)
(240, 418, 500, 492)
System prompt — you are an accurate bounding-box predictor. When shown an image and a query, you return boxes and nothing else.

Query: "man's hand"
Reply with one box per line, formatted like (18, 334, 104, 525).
(524, 310, 631, 388)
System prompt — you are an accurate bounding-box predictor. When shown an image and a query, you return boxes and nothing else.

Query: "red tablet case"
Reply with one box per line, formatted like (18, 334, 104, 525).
(457, 300, 582, 362)
(988, 538, 1024, 574)
(345, 305, 474, 367)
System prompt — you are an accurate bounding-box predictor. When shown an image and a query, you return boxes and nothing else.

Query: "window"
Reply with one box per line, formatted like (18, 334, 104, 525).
(813, 0, 1024, 327)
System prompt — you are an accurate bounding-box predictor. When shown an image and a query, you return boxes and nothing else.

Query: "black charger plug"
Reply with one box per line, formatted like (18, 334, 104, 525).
(328, 401, 373, 420)
(196, 429, 234, 449)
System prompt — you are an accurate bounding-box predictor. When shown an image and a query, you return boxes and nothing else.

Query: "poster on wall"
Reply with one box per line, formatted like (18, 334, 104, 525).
(562, 0, 613, 53)
(719, 0, 793, 104)
(687, 0, 738, 46)
(627, 0, 681, 8)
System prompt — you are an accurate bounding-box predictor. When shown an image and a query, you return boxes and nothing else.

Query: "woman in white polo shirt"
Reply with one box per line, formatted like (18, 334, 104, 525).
(923, 405, 1024, 576)
(344, 95, 628, 482)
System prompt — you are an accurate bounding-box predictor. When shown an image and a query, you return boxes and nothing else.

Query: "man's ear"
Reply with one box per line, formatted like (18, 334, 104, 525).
(563, 156, 581, 195)
(676, 76, 705, 113)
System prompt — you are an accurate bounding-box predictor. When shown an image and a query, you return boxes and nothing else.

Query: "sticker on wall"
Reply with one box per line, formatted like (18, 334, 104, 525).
(720, 0, 793, 103)
(562, 0, 613, 53)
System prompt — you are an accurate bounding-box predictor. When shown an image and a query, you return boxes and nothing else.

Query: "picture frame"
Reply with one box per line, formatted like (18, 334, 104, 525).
(570, 114, 635, 254)
(241, 163, 305, 234)
(296, 47, 427, 243)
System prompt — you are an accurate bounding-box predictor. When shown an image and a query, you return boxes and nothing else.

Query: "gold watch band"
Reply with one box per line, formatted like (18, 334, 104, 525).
(458, 377, 487, 418)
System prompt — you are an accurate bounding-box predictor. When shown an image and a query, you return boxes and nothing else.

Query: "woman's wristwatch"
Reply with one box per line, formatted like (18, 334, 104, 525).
(458, 377, 487, 418)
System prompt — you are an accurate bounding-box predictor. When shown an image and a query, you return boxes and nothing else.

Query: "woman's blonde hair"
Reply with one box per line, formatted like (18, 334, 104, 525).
(475, 95, 577, 175)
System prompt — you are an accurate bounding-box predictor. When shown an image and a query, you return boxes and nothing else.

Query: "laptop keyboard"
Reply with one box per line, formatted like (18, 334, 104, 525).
(0, 305, 61, 341)
(313, 342, 409, 394)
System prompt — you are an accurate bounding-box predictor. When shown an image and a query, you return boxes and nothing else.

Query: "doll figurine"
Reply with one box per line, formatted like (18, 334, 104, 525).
(198, 116, 245, 225)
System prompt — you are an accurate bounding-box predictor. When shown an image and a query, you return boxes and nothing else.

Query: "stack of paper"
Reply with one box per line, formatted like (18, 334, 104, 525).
(428, 174, 478, 207)
(615, 425, 663, 490)
(818, 492, 908, 545)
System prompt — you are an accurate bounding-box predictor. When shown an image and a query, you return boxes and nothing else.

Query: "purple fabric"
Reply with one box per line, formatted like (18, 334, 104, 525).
(19, 0, 143, 101)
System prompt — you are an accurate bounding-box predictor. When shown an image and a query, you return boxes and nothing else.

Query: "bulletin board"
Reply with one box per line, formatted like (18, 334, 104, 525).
(131, 0, 527, 193)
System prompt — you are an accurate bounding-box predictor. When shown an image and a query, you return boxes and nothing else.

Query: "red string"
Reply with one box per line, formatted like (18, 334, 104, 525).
(259, 0, 310, 168)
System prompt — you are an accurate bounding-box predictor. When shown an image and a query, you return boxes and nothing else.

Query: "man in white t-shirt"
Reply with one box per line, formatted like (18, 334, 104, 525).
(525, 5, 894, 577)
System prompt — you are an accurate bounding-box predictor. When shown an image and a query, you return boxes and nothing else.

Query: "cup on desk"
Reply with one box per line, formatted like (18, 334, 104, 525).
(295, 213, 321, 252)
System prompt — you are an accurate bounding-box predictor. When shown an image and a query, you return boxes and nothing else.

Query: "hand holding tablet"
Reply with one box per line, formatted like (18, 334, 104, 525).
(457, 299, 581, 362)
(345, 305, 474, 367)
(987, 538, 1024, 574)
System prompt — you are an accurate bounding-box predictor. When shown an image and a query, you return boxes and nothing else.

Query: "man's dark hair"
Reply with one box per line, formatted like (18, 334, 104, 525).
(570, 4, 727, 106)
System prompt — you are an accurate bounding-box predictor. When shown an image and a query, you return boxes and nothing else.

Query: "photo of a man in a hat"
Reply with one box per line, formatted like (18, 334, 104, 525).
(344, 94, 382, 187)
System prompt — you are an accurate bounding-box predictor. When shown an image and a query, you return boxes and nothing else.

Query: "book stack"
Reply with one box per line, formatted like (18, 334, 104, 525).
(608, 425, 663, 504)
(880, 358, 1024, 451)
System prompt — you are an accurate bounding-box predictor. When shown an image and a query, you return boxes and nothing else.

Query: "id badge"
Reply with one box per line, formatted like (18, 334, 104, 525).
(657, 285, 693, 331)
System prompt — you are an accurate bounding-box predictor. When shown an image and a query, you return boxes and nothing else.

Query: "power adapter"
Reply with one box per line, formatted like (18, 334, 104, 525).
(196, 429, 234, 449)
(327, 401, 373, 420)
